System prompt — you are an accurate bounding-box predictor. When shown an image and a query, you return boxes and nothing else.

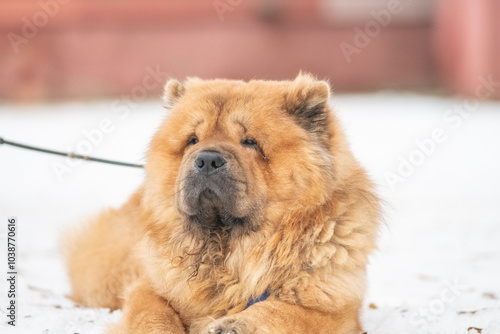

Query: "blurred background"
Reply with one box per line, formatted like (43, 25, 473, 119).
(1, 0, 499, 101)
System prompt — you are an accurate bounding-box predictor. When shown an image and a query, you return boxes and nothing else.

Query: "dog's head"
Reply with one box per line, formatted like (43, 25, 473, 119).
(144, 73, 341, 238)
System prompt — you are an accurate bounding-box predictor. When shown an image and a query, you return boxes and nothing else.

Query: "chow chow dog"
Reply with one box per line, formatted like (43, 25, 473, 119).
(64, 73, 379, 334)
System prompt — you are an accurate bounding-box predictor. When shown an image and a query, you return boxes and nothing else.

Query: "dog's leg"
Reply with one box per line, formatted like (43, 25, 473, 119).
(110, 278, 186, 334)
(201, 300, 362, 334)
(64, 191, 143, 310)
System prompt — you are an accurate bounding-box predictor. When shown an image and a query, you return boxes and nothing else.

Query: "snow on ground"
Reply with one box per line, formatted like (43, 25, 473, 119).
(0, 92, 499, 334)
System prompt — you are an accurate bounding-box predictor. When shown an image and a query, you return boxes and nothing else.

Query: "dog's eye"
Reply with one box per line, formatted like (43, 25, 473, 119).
(241, 138, 258, 148)
(187, 136, 199, 146)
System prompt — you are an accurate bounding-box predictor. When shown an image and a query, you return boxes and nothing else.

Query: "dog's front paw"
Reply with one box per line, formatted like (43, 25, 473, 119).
(204, 317, 256, 334)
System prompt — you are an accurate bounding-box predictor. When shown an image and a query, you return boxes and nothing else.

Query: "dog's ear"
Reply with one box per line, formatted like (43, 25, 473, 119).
(163, 79, 185, 108)
(285, 73, 331, 136)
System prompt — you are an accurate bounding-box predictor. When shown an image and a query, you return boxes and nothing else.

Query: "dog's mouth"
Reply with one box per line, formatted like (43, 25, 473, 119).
(198, 188, 222, 210)
(187, 187, 245, 228)
(179, 165, 247, 221)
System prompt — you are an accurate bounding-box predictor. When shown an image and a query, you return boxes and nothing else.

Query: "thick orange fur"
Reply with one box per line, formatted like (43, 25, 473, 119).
(64, 73, 380, 334)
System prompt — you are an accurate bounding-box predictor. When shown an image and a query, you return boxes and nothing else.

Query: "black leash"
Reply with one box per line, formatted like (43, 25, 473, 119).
(0, 137, 144, 168)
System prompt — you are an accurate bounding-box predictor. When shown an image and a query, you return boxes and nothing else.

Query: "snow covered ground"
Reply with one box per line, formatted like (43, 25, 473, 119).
(0, 92, 499, 334)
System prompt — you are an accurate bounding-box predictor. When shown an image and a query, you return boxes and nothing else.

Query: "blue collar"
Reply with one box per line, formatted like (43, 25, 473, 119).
(245, 291, 270, 309)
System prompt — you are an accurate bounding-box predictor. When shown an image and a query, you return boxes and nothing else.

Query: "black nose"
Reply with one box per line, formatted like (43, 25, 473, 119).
(195, 151, 226, 175)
